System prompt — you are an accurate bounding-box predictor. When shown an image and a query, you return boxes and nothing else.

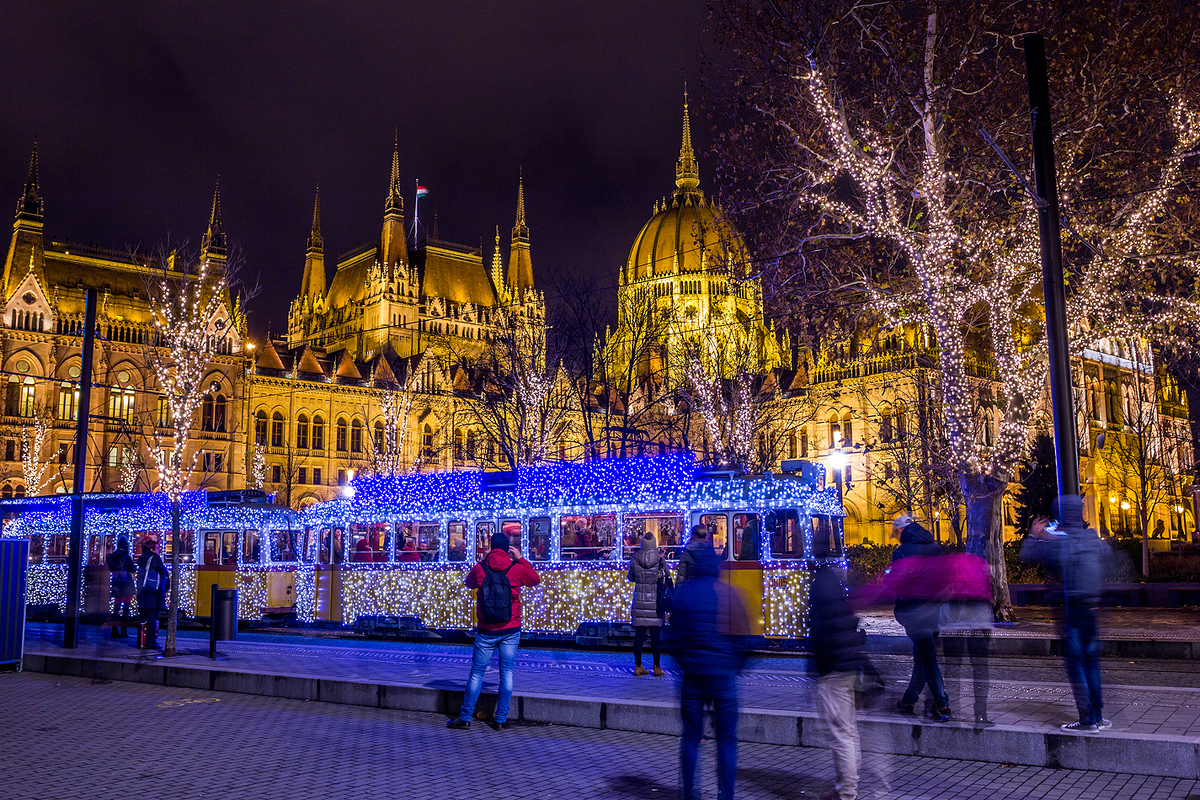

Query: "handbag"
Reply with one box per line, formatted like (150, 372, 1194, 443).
(938, 600, 994, 633)
(854, 661, 886, 710)
(137, 561, 162, 592)
(655, 565, 674, 616)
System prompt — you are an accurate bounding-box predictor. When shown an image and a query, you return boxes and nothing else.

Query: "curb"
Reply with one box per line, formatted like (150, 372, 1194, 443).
(20, 651, 1200, 779)
(865, 634, 1200, 660)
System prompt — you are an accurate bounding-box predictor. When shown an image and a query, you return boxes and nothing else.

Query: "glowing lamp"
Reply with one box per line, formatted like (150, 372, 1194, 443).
(1120, 501, 1131, 510)
(827, 450, 847, 471)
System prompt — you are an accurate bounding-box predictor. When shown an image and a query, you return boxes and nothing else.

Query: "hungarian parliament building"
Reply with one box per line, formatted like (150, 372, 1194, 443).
(1, 100, 1192, 546)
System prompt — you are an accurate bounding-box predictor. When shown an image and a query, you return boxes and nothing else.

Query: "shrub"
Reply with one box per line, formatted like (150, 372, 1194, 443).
(844, 542, 897, 587)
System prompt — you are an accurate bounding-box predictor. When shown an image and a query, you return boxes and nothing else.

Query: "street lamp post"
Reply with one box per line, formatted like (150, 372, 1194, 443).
(828, 432, 848, 553)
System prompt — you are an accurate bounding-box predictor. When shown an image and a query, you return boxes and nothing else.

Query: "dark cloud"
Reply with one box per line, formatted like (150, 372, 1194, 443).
(0, 2, 710, 334)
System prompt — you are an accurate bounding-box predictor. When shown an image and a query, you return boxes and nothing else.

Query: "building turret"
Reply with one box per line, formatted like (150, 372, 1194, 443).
(3, 140, 47, 299)
(380, 135, 408, 278)
(490, 225, 504, 293)
(300, 187, 326, 300)
(200, 179, 227, 263)
(506, 174, 534, 295)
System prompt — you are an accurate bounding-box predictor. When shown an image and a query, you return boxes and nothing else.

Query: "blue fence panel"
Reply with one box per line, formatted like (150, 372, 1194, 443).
(0, 539, 29, 668)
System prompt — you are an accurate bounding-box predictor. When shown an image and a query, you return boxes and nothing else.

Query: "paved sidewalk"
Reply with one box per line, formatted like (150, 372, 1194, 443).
(4, 671, 1198, 800)
(25, 625, 1200, 740)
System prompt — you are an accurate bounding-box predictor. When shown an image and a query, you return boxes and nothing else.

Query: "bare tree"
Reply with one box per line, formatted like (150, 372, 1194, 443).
(141, 246, 248, 656)
(708, 0, 1200, 618)
(20, 404, 53, 496)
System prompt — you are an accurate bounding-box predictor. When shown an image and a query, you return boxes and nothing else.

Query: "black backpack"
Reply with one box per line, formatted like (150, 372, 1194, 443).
(479, 557, 517, 624)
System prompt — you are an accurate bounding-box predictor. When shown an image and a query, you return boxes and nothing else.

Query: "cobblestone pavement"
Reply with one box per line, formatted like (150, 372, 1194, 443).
(3, 671, 1198, 800)
(27, 624, 1200, 740)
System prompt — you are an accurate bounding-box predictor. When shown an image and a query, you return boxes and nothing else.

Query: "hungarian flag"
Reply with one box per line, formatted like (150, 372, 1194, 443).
(415, 184, 429, 198)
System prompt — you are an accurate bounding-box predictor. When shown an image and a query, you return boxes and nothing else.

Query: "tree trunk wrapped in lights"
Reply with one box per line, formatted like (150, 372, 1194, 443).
(21, 406, 52, 496)
(709, 0, 1200, 620)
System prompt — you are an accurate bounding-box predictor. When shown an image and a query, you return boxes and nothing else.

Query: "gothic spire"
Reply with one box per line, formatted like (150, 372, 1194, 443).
(307, 185, 323, 252)
(675, 85, 700, 195)
(16, 139, 42, 222)
(385, 131, 403, 217)
(491, 225, 504, 290)
(201, 178, 226, 259)
(507, 173, 534, 294)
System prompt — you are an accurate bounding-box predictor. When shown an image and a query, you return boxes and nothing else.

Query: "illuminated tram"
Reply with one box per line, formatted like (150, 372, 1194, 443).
(3, 490, 300, 620)
(296, 453, 844, 640)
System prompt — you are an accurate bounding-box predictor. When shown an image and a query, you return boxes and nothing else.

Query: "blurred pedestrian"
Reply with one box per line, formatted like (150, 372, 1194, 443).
(135, 539, 169, 649)
(1021, 495, 1111, 733)
(628, 532, 667, 676)
(888, 514, 951, 722)
(106, 536, 136, 639)
(676, 524, 708, 583)
(811, 537, 869, 800)
(666, 541, 749, 800)
(448, 530, 540, 730)
(940, 552, 994, 726)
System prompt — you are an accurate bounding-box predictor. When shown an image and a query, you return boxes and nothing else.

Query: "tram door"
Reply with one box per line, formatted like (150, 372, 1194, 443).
(314, 526, 346, 622)
(196, 530, 239, 617)
(691, 511, 765, 637)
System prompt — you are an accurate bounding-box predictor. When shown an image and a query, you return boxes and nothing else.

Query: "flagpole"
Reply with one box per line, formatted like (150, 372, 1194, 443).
(412, 179, 420, 243)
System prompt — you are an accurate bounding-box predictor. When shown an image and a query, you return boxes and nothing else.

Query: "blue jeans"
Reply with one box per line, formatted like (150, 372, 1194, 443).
(680, 674, 738, 800)
(901, 632, 949, 708)
(457, 628, 521, 723)
(1063, 604, 1103, 724)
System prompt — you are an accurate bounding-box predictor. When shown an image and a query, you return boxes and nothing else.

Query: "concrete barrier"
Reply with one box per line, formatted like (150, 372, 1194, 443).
(21, 651, 1199, 779)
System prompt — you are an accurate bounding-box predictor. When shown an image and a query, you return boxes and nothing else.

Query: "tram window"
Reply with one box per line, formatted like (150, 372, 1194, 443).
(243, 530, 261, 564)
(29, 534, 44, 564)
(221, 531, 238, 564)
(159, 532, 194, 563)
(203, 532, 220, 565)
(349, 525, 372, 562)
(300, 529, 317, 563)
(331, 528, 345, 564)
(528, 517, 550, 562)
(271, 530, 298, 563)
(560, 514, 616, 561)
(814, 517, 837, 556)
(447, 522, 467, 562)
(416, 524, 440, 562)
(46, 534, 69, 563)
(396, 525, 420, 563)
(768, 510, 804, 559)
(700, 514, 728, 557)
(623, 515, 684, 560)
(475, 521, 494, 562)
(733, 514, 761, 561)
(87, 534, 115, 565)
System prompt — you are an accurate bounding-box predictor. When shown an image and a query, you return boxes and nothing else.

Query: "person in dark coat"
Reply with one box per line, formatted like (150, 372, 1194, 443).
(666, 542, 749, 800)
(676, 525, 708, 583)
(627, 532, 667, 676)
(136, 539, 170, 649)
(107, 536, 136, 639)
(811, 536, 870, 800)
(889, 514, 951, 721)
(1022, 495, 1111, 733)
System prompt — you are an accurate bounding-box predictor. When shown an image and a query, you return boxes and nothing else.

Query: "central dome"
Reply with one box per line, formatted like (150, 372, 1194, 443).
(624, 94, 749, 284)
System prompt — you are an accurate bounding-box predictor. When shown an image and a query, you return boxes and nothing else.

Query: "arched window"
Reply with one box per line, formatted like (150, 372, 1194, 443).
(879, 408, 893, 443)
(1, 485, 10, 500)
(336, 417, 348, 452)
(18, 376, 36, 418)
(373, 421, 384, 454)
(296, 414, 309, 449)
(58, 381, 79, 421)
(15, 484, 25, 499)
(800, 429, 809, 457)
(213, 394, 226, 432)
(312, 415, 325, 451)
(350, 419, 363, 453)
(827, 411, 841, 449)
(422, 424, 435, 458)
(453, 428, 464, 461)
(254, 410, 268, 445)
(201, 394, 215, 431)
(271, 412, 285, 447)
(841, 411, 853, 445)
(466, 429, 476, 460)
(787, 432, 797, 460)
(107, 384, 134, 424)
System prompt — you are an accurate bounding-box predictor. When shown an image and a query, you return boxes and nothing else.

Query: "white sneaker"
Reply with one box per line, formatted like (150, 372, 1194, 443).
(1096, 718, 1113, 731)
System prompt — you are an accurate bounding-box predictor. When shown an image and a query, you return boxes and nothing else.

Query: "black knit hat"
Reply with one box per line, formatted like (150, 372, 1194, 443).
(490, 531, 510, 552)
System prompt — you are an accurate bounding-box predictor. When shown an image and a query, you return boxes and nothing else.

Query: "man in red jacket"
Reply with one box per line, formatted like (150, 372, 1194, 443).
(447, 530, 540, 730)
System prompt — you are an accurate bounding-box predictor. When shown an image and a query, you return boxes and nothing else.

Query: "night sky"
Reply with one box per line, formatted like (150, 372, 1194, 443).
(0, 2, 710, 337)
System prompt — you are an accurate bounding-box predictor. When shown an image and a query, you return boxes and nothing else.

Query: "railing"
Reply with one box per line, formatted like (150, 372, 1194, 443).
(810, 349, 998, 384)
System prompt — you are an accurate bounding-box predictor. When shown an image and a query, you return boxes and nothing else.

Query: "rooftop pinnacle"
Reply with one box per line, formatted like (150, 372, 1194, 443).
(675, 86, 700, 194)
